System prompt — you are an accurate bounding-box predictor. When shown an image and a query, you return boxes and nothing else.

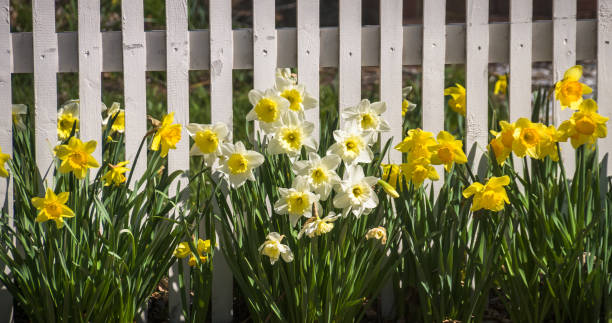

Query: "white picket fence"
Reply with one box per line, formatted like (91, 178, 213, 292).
(1, 0, 611, 322)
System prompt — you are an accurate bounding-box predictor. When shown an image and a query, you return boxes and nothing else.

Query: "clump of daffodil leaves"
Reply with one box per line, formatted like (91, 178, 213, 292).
(0, 101, 210, 323)
(0, 63, 609, 323)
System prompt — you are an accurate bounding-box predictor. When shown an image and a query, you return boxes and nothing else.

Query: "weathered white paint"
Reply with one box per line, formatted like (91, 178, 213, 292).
(78, 0, 102, 165)
(379, 0, 402, 164)
(598, 0, 612, 172)
(209, 1, 234, 322)
(0, 0, 13, 320)
(422, 0, 446, 188)
(121, 0, 147, 187)
(466, 0, 489, 176)
(338, 0, 361, 126)
(297, 0, 320, 139)
(252, 0, 276, 137)
(165, 1, 191, 322)
(509, 0, 532, 175)
(553, 0, 577, 174)
(32, 0, 58, 181)
(9, 21, 600, 74)
(379, 0, 402, 318)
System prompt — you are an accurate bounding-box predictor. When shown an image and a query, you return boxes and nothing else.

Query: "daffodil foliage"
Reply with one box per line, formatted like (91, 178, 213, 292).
(0, 107, 202, 323)
(209, 69, 402, 322)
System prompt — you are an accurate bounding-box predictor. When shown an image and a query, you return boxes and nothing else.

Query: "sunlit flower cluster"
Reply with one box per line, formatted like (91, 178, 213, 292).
(174, 238, 212, 267)
(393, 129, 466, 188)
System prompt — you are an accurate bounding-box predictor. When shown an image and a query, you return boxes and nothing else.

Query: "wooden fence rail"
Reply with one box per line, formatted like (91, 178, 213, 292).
(1, 1, 611, 322)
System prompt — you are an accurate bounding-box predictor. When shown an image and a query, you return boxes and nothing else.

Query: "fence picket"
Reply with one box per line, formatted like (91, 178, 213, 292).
(338, 0, 361, 126)
(379, 0, 403, 318)
(509, 0, 532, 175)
(553, 0, 577, 175)
(209, 1, 234, 322)
(422, 0, 446, 189)
(598, 0, 612, 172)
(165, 0, 191, 321)
(253, 0, 276, 138)
(32, 0, 58, 181)
(121, 0, 147, 187)
(297, 0, 320, 140)
(465, 0, 489, 176)
(78, 0, 102, 164)
(0, 0, 13, 320)
(380, 0, 403, 164)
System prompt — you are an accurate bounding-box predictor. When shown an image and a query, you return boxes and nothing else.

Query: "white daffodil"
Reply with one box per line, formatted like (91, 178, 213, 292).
(268, 111, 317, 157)
(402, 86, 417, 116)
(274, 176, 321, 227)
(275, 68, 297, 88)
(333, 164, 379, 218)
(218, 141, 265, 188)
(292, 152, 341, 201)
(365, 226, 387, 244)
(57, 100, 80, 140)
(274, 76, 318, 116)
(258, 232, 294, 265)
(342, 99, 391, 133)
(327, 124, 374, 165)
(12, 104, 27, 131)
(246, 89, 290, 133)
(186, 122, 230, 167)
(102, 102, 125, 134)
(297, 212, 339, 239)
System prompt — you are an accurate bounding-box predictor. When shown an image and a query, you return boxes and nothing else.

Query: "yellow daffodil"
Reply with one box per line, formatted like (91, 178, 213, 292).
(54, 137, 100, 179)
(57, 100, 80, 140)
(102, 102, 125, 134)
(400, 157, 439, 187)
(536, 125, 561, 161)
(489, 121, 517, 165)
(12, 104, 27, 131)
(381, 163, 403, 191)
(188, 255, 208, 267)
(297, 212, 339, 239)
(558, 99, 608, 149)
(0, 146, 9, 178)
(259, 232, 294, 265)
(151, 112, 182, 158)
(511, 118, 548, 159)
(102, 161, 130, 186)
(173, 242, 191, 258)
(378, 179, 399, 198)
(174, 238, 211, 267)
(365, 227, 387, 245)
(429, 131, 467, 171)
(462, 175, 510, 212)
(395, 128, 436, 160)
(32, 188, 75, 228)
(494, 75, 507, 95)
(554, 65, 593, 110)
(444, 84, 466, 116)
